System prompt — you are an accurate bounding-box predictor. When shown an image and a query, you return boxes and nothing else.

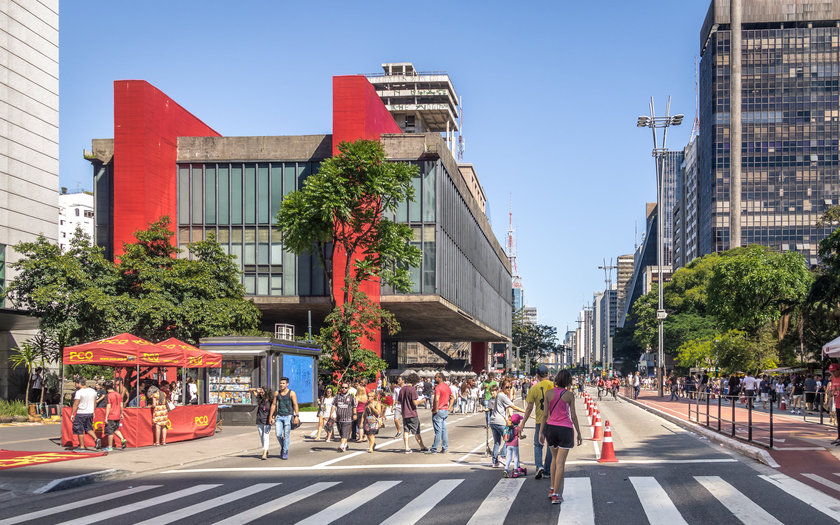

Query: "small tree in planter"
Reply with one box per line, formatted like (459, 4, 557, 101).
(8, 340, 44, 406)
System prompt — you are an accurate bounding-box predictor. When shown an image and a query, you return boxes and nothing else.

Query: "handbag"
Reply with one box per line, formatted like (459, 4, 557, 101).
(363, 413, 380, 433)
(166, 400, 176, 411)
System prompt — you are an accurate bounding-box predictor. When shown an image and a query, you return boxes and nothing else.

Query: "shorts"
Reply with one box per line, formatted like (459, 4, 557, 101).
(761, 392, 769, 401)
(105, 420, 120, 435)
(72, 414, 94, 434)
(403, 416, 420, 435)
(545, 424, 574, 449)
(394, 407, 402, 421)
(338, 421, 353, 439)
(805, 393, 816, 404)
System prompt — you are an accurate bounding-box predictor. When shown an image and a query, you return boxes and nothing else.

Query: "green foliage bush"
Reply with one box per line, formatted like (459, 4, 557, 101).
(0, 399, 29, 417)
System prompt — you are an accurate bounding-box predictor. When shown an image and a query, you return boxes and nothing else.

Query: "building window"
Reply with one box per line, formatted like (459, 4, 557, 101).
(75, 208, 79, 216)
(84, 210, 94, 218)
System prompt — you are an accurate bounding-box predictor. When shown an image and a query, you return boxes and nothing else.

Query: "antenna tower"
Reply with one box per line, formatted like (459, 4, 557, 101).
(507, 196, 522, 289)
(690, 56, 700, 140)
(457, 96, 465, 161)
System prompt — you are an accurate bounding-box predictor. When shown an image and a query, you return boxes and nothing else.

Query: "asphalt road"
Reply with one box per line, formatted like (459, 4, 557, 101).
(1, 391, 838, 524)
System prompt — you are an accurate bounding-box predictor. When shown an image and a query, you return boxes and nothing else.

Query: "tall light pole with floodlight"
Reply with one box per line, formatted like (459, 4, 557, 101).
(637, 97, 683, 397)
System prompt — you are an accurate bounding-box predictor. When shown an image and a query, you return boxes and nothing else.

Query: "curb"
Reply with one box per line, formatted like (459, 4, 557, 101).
(0, 468, 128, 495)
(618, 393, 780, 468)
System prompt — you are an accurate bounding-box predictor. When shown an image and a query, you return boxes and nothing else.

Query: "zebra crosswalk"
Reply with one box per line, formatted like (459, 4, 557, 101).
(0, 472, 838, 525)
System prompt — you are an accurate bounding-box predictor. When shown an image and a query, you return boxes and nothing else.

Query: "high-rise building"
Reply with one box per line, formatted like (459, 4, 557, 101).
(523, 306, 537, 325)
(597, 287, 617, 366)
(683, 137, 700, 267)
(0, 0, 59, 398)
(616, 254, 634, 321)
(662, 150, 684, 267)
(699, 0, 840, 263)
(512, 287, 524, 313)
(58, 192, 94, 252)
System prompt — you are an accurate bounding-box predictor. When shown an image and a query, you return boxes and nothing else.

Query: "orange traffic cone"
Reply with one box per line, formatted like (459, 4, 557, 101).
(590, 412, 604, 441)
(598, 420, 619, 462)
(780, 396, 786, 411)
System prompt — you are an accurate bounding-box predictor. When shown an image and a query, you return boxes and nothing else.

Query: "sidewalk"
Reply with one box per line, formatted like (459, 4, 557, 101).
(620, 387, 840, 498)
(0, 423, 296, 498)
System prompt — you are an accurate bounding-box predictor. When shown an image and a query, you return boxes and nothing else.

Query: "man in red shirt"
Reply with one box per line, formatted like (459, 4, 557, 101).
(429, 372, 455, 454)
(827, 364, 840, 445)
(104, 380, 127, 451)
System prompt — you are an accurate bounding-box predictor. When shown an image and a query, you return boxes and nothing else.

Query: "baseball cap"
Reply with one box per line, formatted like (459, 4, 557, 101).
(537, 365, 549, 376)
(829, 363, 839, 372)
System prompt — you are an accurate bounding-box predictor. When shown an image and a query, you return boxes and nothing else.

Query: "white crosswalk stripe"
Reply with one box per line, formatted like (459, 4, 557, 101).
(214, 482, 339, 525)
(694, 476, 782, 525)
(629, 477, 689, 525)
(379, 479, 463, 525)
(135, 483, 280, 525)
(466, 478, 525, 525)
(558, 477, 595, 525)
(4, 471, 840, 524)
(0, 485, 161, 525)
(296, 481, 401, 525)
(759, 473, 840, 522)
(54, 484, 221, 525)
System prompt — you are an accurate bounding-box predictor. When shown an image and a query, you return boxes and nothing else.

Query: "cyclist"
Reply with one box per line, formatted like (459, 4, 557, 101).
(596, 377, 605, 400)
(610, 377, 620, 400)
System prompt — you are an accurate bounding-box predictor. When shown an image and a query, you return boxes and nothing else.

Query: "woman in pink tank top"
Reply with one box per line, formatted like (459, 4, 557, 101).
(539, 369, 583, 505)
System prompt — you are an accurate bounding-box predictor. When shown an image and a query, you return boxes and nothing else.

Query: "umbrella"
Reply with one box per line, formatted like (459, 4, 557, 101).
(822, 335, 840, 358)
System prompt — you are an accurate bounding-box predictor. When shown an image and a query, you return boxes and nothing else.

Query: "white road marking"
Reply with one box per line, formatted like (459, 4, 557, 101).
(296, 480, 400, 525)
(0, 485, 161, 525)
(466, 478, 525, 525)
(801, 473, 840, 494)
(458, 439, 490, 463)
(771, 447, 827, 451)
(629, 477, 689, 525)
(759, 473, 840, 521)
(379, 479, 463, 525)
(214, 482, 338, 524)
(559, 477, 595, 525)
(54, 485, 221, 525)
(135, 483, 280, 525)
(314, 422, 438, 467)
(694, 476, 782, 525)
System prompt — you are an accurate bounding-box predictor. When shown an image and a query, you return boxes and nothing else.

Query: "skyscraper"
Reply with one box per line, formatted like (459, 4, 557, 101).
(699, 0, 840, 263)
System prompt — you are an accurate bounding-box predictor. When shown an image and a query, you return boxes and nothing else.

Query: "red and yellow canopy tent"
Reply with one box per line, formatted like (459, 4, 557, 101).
(61, 333, 222, 448)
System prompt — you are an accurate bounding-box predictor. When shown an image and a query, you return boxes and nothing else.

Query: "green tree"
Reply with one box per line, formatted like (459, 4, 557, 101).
(512, 309, 559, 365)
(7, 229, 123, 350)
(276, 139, 421, 381)
(8, 340, 43, 404)
(116, 217, 261, 344)
(802, 206, 840, 356)
(707, 245, 812, 336)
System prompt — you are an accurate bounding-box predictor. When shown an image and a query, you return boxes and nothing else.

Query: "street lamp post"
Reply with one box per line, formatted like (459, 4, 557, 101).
(637, 97, 683, 397)
(599, 258, 617, 373)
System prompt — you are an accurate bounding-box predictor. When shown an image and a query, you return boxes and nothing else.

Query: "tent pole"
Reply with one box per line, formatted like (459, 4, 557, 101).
(182, 366, 186, 404)
(136, 363, 140, 406)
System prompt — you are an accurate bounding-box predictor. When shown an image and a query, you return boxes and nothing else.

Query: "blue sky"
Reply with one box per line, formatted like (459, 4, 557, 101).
(60, 1, 711, 334)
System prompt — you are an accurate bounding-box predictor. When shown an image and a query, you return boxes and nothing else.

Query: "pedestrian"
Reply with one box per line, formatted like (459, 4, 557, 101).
(519, 364, 555, 480)
(459, 380, 470, 415)
(250, 386, 274, 460)
(363, 390, 382, 453)
(540, 369, 583, 505)
(827, 364, 840, 445)
(504, 413, 525, 478)
(632, 372, 641, 399)
(668, 374, 679, 401)
(102, 380, 127, 451)
(30, 367, 43, 407)
(398, 373, 428, 453)
(272, 377, 300, 460)
(354, 382, 368, 442)
(115, 377, 129, 406)
(429, 372, 454, 454)
(489, 380, 525, 467)
(760, 375, 771, 409)
(311, 386, 335, 441)
(742, 372, 756, 409)
(331, 381, 356, 452)
(481, 372, 498, 427)
(392, 376, 404, 438)
(805, 374, 817, 411)
(791, 376, 804, 415)
(469, 380, 479, 413)
(728, 375, 740, 405)
(95, 380, 108, 408)
(150, 384, 169, 446)
(69, 378, 99, 450)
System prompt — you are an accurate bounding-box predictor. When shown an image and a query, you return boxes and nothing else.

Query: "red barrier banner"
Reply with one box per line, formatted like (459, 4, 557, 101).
(61, 405, 217, 448)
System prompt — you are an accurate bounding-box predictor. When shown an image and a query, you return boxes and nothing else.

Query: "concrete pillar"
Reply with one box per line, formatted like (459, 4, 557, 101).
(471, 342, 487, 373)
(730, 0, 742, 249)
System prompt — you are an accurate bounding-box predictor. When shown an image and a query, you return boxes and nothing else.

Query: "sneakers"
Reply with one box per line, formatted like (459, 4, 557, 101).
(121, 439, 127, 449)
(425, 449, 436, 454)
(394, 431, 402, 438)
(535, 467, 545, 480)
(831, 438, 840, 445)
(405, 449, 412, 454)
(503, 470, 510, 478)
(95, 438, 101, 449)
(548, 488, 555, 499)
(281, 452, 288, 460)
(419, 447, 429, 452)
(550, 493, 562, 505)
(103, 447, 114, 452)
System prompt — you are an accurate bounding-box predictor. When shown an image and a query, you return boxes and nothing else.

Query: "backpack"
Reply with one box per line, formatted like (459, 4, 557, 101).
(502, 423, 516, 443)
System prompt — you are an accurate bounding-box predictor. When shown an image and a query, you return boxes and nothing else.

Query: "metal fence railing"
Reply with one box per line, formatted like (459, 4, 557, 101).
(688, 394, 773, 449)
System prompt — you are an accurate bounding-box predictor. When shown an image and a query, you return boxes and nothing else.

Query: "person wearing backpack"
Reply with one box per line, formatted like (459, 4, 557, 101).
(503, 413, 526, 478)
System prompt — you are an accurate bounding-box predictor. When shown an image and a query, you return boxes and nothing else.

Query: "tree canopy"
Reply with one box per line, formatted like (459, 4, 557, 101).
(275, 139, 421, 382)
(7, 218, 260, 350)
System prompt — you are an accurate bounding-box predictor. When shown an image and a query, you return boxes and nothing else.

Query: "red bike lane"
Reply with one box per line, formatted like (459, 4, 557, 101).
(624, 388, 840, 498)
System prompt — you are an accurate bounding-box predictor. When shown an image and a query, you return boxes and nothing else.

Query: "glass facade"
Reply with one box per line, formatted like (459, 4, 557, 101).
(176, 162, 325, 296)
(700, 25, 840, 263)
(662, 150, 683, 266)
